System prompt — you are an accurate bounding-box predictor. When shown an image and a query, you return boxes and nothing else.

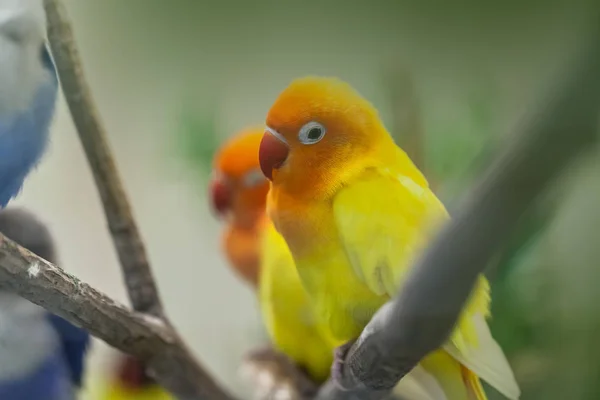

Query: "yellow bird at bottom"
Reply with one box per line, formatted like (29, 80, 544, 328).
(257, 76, 521, 400)
(94, 355, 172, 400)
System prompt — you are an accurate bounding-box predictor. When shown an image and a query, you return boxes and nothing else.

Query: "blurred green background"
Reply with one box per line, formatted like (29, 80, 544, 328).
(17, 1, 600, 399)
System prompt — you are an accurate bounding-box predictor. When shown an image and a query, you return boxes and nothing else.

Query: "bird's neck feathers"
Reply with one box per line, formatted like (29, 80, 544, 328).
(222, 212, 265, 288)
(228, 206, 265, 231)
(383, 137, 429, 188)
(270, 125, 428, 202)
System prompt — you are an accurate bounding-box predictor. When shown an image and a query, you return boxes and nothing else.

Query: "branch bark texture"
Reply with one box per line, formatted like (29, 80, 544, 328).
(37, 1, 235, 399)
(0, 232, 233, 399)
(0, 233, 171, 356)
(316, 20, 600, 400)
(43, 0, 162, 317)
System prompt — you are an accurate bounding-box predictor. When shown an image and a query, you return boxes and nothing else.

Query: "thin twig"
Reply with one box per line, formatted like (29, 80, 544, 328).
(37, 1, 235, 399)
(43, 0, 162, 317)
(316, 20, 600, 400)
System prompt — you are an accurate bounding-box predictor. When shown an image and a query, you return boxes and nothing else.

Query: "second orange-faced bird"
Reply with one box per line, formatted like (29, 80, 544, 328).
(210, 127, 336, 383)
(257, 76, 520, 400)
(210, 127, 271, 287)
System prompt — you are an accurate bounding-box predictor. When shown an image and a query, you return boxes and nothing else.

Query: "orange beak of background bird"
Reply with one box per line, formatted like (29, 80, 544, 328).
(259, 130, 289, 180)
(209, 178, 231, 217)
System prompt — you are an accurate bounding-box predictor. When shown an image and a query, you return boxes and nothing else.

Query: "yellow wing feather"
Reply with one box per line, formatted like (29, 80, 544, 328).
(258, 221, 338, 382)
(332, 166, 519, 399)
(333, 167, 447, 299)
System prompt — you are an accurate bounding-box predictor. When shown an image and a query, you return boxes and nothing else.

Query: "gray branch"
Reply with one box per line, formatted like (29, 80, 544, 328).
(0, 231, 172, 357)
(43, 0, 162, 317)
(0, 231, 233, 399)
(316, 20, 600, 400)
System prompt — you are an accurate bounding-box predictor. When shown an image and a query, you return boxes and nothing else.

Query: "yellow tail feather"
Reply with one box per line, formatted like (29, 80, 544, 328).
(462, 366, 488, 400)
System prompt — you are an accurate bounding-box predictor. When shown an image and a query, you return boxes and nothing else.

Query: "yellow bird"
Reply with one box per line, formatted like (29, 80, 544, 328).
(257, 76, 520, 400)
(209, 128, 336, 383)
(95, 355, 172, 400)
(259, 219, 338, 382)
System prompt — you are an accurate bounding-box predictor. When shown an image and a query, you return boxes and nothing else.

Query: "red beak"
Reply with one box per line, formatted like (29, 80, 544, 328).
(209, 178, 231, 217)
(259, 130, 289, 180)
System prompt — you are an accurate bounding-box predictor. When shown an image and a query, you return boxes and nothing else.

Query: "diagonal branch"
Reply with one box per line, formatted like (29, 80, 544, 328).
(316, 20, 600, 400)
(28, 1, 237, 399)
(0, 233, 172, 357)
(0, 232, 233, 400)
(43, 0, 162, 317)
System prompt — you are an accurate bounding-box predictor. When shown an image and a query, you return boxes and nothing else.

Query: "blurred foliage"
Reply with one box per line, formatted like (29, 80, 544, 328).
(398, 68, 588, 399)
(484, 202, 554, 400)
(415, 68, 599, 399)
(424, 82, 500, 208)
(173, 97, 272, 346)
(173, 101, 220, 181)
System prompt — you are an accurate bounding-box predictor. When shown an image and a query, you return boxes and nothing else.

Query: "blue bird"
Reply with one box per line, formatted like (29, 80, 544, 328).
(0, 41, 58, 208)
(0, 207, 91, 400)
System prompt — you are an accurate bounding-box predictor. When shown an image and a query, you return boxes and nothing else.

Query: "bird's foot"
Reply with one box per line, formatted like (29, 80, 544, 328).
(331, 339, 356, 390)
(241, 346, 319, 400)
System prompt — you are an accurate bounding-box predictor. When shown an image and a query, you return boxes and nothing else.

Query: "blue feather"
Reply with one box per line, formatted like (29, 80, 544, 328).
(0, 351, 74, 400)
(46, 313, 91, 387)
(0, 43, 58, 207)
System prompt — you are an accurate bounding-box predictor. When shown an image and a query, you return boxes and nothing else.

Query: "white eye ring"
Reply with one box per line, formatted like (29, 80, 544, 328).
(242, 168, 267, 187)
(298, 121, 326, 145)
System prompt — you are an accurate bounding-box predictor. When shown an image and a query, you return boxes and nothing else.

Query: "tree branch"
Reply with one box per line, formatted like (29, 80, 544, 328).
(317, 21, 600, 400)
(43, 0, 162, 317)
(241, 346, 321, 400)
(24, 1, 237, 399)
(0, 231, 233, 399)
(0, 232, 172, 357)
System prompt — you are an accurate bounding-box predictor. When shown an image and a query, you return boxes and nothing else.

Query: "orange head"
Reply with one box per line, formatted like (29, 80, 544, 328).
(258, 76, 392, 197)
(210, 126, 270, 227)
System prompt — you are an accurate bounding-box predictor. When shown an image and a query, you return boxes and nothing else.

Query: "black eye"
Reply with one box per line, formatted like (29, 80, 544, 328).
(307, 127, 322, 140)
(298, 122, 326, 145)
